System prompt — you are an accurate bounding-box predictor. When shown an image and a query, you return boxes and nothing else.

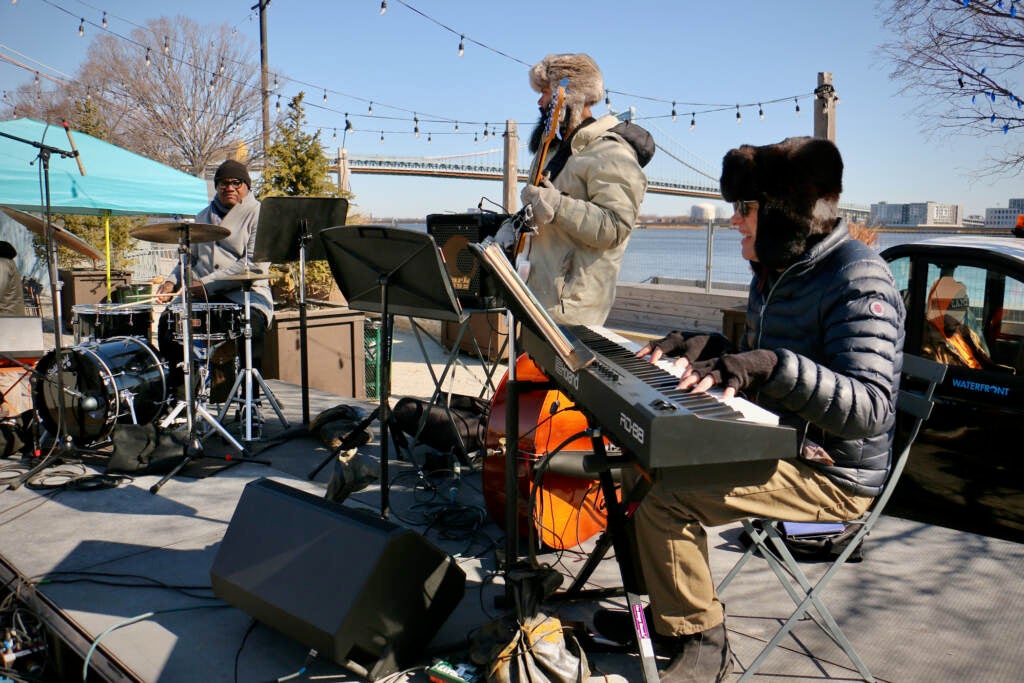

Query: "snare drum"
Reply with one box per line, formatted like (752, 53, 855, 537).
(31, 336, 168, 445)
(169, 302, 241, 342)
(73, 303, 153, 343)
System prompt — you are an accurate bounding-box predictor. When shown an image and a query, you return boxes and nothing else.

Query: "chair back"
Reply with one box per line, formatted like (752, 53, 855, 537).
(870, 353, 946, 517)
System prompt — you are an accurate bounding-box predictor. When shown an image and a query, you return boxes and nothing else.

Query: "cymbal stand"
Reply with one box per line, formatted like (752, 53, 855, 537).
(217, 282, 288, 442)
(150, 228, 248, 494)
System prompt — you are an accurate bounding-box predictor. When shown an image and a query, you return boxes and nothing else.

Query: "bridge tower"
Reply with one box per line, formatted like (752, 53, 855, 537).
(814, 72, 838, 142)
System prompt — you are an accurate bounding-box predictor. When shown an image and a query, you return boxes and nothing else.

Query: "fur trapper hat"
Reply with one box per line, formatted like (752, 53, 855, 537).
(720, 136, 843, 270)
(529, 53, 604, 133)
(214, 159, 251, 189)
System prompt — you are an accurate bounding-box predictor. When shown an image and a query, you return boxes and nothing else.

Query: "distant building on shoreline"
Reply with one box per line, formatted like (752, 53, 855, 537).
(869, 201, 962, 228)
(984, 198, 1024, 230)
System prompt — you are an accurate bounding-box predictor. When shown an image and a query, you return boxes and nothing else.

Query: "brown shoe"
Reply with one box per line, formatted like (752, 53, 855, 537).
(660, 622, 733, 683)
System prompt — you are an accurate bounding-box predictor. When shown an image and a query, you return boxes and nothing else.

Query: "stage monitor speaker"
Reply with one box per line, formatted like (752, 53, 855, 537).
(210, 478, 466, 680)
(427, 212, 508, 309)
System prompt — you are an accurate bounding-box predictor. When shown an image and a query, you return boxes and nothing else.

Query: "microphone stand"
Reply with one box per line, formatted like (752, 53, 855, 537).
(0, 130, 82, 488)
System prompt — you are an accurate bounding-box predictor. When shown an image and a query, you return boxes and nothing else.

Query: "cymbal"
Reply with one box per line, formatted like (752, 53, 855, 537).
(218, 270, 274, 282)
(130, 222, 230, 244)
(0, 206, 105, 262)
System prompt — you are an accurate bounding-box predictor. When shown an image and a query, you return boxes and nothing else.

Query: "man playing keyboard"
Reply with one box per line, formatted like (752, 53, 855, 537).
(596, 137, 905, 682)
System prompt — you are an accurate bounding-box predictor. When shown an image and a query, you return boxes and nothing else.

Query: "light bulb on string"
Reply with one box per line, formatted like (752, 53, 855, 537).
(458, 35, 464, 57)
(958, 73, 965, 88)
(273, 74, 279, 89)
(735, 105, 742, 124)
(380, 130, 385, 143)
(34, 71, 39, 85)
(145, 47, 151, 66)
(323, 89, 328, 104)
(345, 115, 353, 132)
(380, 0, 387, 14)
(671, 101, 677, 121)
(758, 103, 764, 120)
(605, 90, 610, 107)
(78, 18, 84, 36)
(219, 60, 225, 74)
(275, 95, 281, 113)
(368, 101, 374, 114)
(101, 11, 107, 28)
(794, 98, 801, 115)
(991, 113, 997, 123)
(333, 128, 337, 141)
(689, 113, 695, 131)
(474, 132, 478, 144)
(427, 132, 432, 143)
(454, 120, 459, 131)
(163, 36, 169, 54)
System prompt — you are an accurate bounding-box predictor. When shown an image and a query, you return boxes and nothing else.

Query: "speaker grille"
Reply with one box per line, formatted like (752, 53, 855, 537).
(427, 212, 508, 309)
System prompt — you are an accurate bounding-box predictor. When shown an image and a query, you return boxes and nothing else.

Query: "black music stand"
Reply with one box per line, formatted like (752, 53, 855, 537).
(317, 226, 467, 518)
(253, 197, 349, 425)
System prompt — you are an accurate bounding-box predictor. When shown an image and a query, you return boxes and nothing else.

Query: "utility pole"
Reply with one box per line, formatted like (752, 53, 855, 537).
(814, 72, 837, 142)
(255, 0, 271, 157)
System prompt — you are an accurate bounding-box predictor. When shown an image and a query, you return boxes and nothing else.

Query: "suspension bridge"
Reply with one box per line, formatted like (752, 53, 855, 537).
(338, 120, 724, 200)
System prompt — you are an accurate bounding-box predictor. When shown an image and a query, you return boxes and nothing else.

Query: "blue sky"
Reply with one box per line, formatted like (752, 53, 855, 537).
(2, 0, 1022, 220)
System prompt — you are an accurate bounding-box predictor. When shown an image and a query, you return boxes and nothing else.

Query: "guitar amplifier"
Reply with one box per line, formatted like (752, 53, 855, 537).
(427, 212, 508, 309)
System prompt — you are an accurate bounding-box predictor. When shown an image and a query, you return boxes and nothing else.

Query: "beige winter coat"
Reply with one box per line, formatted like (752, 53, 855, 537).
(525, 115, 648, 326)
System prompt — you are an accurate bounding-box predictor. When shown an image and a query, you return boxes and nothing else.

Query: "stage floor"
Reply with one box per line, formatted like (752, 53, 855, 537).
(1, 325, 1023, 682)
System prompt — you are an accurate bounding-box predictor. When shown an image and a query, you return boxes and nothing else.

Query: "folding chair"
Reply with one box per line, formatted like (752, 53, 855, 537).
(717, 354, 946, 682)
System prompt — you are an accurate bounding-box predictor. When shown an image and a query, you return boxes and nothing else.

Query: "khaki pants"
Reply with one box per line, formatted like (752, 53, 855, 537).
(633, 458, 873, 637)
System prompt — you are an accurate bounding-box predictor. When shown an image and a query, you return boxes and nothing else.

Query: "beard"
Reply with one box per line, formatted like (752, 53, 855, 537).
(528, 108, 547, 154)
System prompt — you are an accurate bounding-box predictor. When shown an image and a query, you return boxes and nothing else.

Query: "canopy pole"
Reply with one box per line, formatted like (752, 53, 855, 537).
(104, 211, 111, 299)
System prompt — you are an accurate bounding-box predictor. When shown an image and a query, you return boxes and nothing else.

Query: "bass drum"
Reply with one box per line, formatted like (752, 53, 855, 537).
(32, 336, 168, 446)
(483, 354, 615, 550)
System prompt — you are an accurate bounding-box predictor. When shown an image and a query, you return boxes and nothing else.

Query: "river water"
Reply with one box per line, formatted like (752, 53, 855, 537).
(403, 222, 977, 285)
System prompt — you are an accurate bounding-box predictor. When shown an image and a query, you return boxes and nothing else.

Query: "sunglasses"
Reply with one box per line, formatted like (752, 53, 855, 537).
(732, 200, 757, 217)
(217, 179, 245, 189)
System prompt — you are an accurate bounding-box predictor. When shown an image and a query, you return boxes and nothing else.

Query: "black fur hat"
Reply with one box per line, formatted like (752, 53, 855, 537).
(720, 137, 843, 270)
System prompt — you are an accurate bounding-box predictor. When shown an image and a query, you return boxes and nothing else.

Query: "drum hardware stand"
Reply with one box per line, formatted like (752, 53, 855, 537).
(217, 276, 288, 442)
(0, 129, 91, 488)
(253, 197, 349, 426)
(149, 225, 249, 495)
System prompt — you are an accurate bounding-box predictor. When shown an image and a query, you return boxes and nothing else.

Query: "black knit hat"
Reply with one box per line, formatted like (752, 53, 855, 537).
(214, 159, 251, 189)
(720, 136, 843, 269)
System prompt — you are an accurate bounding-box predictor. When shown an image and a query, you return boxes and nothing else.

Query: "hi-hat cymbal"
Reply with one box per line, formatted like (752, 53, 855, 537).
(130, 222, 230, 244)
(219, 270, 274, 282)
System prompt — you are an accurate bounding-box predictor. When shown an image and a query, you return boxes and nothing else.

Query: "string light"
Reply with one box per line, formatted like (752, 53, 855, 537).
(163, 36, 169, 54)
(380, 1, 387, 15)
(332, 127, 337, 141)
(323, 88, 328, 103)
(414, 113, 420, 137)
(689, 113, 695, 131)
(794, 98, 801, 115)
(454, 120, 459, 131)
(78, 18, 84, 36)
(368, 101, 374, 114)
(275, 94, 280, 112)
(344, 114, 353, 132)
(458, 35, 464, 57)
(671, 101, 677, 121)
(758, 103, 764, 120)
(427, 132, 432, 143)
(101, 11, 107, 29)
(735, 104, 742, 124)
(958, 73, 965, 88)
(380, 130, 385, 143)
(473, 132, 478, 144)
(605, 90, 610, 107)
(145, 47, 151, 66)
(34, 71, 39, 86)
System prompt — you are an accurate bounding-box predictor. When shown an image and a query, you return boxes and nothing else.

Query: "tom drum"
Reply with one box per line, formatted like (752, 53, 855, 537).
(73, 303, 153, 343)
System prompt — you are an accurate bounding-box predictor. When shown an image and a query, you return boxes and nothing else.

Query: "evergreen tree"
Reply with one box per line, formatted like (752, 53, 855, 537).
(258, 93, 352, 303)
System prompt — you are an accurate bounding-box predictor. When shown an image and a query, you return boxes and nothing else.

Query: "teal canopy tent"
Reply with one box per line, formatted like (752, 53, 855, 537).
(0, 117, 210, 294)
(0, 118, 208, 216)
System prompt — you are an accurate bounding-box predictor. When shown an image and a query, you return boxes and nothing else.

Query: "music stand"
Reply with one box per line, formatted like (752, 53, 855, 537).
(318, 226, 466, 519)
(253, 197, 349, 425)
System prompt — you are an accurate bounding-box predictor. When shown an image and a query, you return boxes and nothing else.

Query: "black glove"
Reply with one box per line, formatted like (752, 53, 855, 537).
(653, 332, 734, 362)
(687, 349, 778, 393)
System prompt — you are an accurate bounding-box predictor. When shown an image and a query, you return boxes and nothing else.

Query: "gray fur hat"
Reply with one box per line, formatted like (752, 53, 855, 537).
(720, 136, 843, 270)
(529, 53, 604, 132)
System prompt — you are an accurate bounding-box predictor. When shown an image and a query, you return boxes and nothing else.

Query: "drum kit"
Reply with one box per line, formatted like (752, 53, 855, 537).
(30, 220, 285, 469)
